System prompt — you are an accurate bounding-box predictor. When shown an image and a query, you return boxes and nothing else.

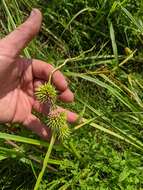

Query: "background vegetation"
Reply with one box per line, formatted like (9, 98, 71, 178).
(0, 0, 143, 189)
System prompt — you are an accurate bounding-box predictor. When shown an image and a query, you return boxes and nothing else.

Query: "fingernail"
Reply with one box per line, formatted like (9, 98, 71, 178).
(30, 9, 37, 17)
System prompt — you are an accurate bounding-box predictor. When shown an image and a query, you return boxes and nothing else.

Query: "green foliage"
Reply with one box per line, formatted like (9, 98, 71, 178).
(0, 0, 143, 189)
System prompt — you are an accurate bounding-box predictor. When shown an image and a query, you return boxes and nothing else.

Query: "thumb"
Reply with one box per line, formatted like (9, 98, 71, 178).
(1, 9, 42, 56)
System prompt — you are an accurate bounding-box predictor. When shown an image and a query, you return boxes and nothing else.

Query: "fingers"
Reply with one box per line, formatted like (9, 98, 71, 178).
(58, 88, 74, 102)
(32, 60, 68, 92)
(51, 107, 78, 123)
(33, 100, 50, 115)
(1, 9, 42, 56)
(33, 101, 78, 123)
(23, 114, 51, 140)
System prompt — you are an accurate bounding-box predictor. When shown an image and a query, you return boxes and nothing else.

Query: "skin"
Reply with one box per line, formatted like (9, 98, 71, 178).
(0, 9, 77, 140)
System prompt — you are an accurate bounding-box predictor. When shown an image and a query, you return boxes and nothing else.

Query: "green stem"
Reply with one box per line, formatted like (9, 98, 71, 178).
(48, 44, 96, 84)
(34, 133, 56, 190)
(48, 74, 52, 84)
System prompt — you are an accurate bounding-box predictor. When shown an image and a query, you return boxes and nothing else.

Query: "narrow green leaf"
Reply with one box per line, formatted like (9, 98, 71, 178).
(121, 6, 143, 33)
(89, 121, 143, 151)
(0, 132, 49, 147)
(61, 7, 96, 36)
(67, 72, 138, 111)
(0, 155, 7, 161)
(109, 21, 118, 64)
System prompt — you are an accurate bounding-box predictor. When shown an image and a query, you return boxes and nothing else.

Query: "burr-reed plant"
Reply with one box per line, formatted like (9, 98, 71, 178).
(34, 79, 71, 190)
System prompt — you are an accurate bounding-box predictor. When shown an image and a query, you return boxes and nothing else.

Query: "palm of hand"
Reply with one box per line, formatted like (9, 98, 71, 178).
(0, 56, 33, 123)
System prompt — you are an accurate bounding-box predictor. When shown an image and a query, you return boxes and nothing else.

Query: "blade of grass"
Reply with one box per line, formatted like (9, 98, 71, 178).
(67, 72, 138, 111)
(76, 98, 143, 151)
(34, 133, 57, 190)
(109, 21, 119, 65)
(119, 49, 137, 67)
(88, 121, 143, 151)
(61, 7, 96, 36)
(121, 6, 143, 33)
(0, 132, 49, 147)
(0, 146, 23, 157)
(0, 155, 7, 161)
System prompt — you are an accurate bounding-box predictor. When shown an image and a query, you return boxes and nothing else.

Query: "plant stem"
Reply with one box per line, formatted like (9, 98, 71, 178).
(34, 133, 56, 190)
(48, 44, 96, 84)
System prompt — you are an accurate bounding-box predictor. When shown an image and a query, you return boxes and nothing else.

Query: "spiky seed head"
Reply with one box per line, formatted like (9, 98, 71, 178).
(35, 83, 57, 104)
(47, 112, 71, 140)
(59, 124, 71, 140)
(47, 112, 66, 131)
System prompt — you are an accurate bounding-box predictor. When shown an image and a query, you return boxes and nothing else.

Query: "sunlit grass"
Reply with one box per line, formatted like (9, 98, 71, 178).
(0, 0, 143, 189)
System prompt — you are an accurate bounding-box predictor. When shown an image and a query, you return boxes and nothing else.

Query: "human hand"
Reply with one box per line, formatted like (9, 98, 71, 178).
(0, 9, 77, 139)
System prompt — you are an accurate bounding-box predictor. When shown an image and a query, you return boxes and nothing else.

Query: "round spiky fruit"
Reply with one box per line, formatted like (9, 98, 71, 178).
(59, 124, 71, 140)
(35, 83, 57, 105)
(47, 112, 71, 140)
